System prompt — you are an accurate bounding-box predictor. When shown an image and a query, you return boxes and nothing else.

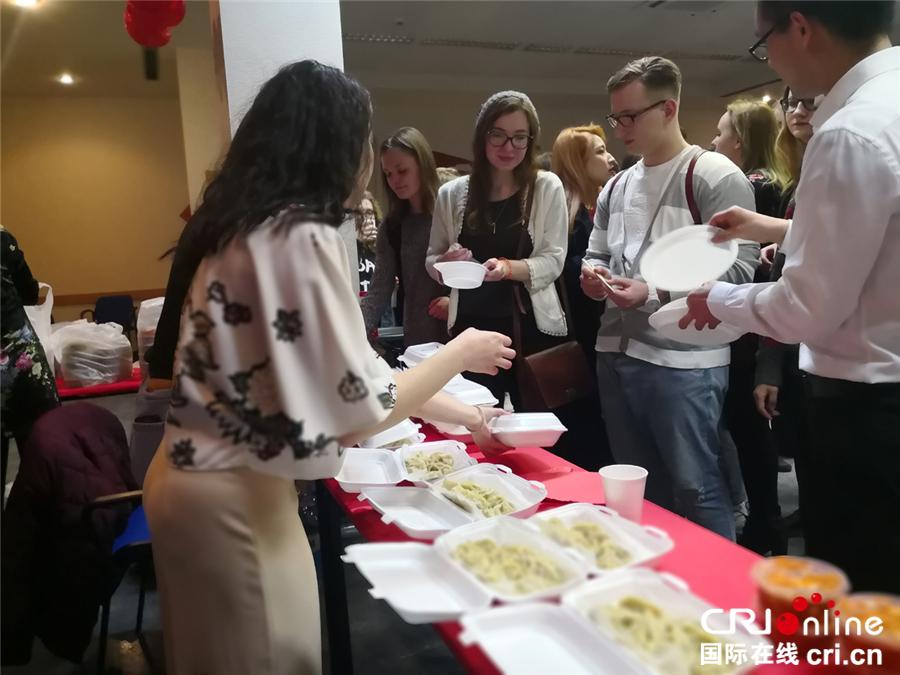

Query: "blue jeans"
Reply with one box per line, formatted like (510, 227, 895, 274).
(596, 352, 735, 540)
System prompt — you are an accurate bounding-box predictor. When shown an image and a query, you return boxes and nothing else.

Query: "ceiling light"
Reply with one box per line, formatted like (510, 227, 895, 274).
(342, 33, 413, 45)
(13, 0, 40, 7)
(57, 72, 74, 86)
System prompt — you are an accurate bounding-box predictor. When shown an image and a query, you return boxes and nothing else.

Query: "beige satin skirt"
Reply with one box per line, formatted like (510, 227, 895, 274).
(144, 447, 321, 675)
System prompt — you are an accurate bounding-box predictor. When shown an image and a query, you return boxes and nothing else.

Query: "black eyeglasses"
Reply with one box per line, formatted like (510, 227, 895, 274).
(486, 129, 532, 150)
(605, 100, 667, 129)
(779, 95, 820, 114)
(749, 25, 776, 62)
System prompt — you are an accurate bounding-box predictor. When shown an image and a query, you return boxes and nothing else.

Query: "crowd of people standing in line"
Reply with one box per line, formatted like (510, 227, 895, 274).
(3, 3, 896, 673)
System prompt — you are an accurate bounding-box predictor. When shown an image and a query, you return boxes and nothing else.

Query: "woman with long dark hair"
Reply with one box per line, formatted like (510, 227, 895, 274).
(361, 127, 448, 345)
(426, 91, 568, 408)
(143, 61, 514, 675)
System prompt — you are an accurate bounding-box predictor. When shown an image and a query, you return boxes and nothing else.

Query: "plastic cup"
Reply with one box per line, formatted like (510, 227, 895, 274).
(751, 556, 850, 655)
(837, 594, 900, 674)
(598, 464, 648, 523)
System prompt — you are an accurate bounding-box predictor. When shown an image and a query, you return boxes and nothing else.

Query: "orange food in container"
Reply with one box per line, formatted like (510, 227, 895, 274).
(752, 556, 851, 654)
(837, 594, 900, 674)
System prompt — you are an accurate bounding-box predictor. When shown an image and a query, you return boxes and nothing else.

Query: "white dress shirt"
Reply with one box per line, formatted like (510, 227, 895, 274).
(708, 46, 900, 384)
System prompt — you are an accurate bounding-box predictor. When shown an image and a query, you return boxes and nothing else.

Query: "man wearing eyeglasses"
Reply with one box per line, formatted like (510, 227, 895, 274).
(681, 1, 899, 593)
(581, 56, 758, 540)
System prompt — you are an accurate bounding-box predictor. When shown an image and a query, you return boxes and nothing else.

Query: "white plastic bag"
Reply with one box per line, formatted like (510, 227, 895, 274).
(23, 282, 55, 372)
(52, 321, 133, 387)
(136, 296, 164, 371)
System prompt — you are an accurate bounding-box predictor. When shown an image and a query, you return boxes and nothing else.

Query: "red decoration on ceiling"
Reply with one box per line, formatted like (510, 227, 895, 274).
(124, 0, 185, 49)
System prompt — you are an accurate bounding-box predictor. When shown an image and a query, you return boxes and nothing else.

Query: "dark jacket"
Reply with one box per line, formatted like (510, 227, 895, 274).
(1, 404, 137, 664)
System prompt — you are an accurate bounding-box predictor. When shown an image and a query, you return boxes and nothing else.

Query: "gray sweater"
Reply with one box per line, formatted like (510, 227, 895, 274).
(361, 213, 447, 346)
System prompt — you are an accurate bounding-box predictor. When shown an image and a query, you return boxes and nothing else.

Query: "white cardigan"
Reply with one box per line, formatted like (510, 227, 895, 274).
(425, 171, 569, 336)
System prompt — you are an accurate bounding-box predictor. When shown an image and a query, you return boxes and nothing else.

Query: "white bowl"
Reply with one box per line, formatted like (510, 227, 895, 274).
(434, 261, 487, 289)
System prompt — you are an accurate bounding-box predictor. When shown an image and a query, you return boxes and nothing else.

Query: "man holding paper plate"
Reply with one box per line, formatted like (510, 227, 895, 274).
(582, 56, 758, 540)
(680, 1, 899, 593)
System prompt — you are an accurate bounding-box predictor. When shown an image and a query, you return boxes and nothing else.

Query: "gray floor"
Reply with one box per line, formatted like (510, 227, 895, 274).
(2, 394, 801, 675)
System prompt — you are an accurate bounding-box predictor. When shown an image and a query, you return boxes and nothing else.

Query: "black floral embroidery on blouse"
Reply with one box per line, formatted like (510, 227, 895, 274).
(377, 382, 397, 410)
(205, 358, 338, 462)
(272, 309, 303, 342)
(338, 370, 369, 403)
(181, 310, 219, 382)
(207, 281, 252, 326)
(170, 438, 196, 467)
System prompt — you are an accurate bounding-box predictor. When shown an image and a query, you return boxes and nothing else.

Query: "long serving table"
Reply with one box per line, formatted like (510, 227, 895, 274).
(317, 424, 834, 675)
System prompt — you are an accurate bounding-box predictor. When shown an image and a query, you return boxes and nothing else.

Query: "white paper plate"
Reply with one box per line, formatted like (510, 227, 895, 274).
(434, 261, 487, 289)
(649, 297, 745, 346)
(640, 225, 738, 292)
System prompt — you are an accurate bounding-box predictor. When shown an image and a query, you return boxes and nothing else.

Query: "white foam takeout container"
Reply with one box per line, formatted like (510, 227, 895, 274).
(489, 412, 568, 448)
(358, 463, 548, 539)
(433, 261, 487, 289)
(562, 568, 769, 675)
(342, 517, 589, 624)
(433, 517, 590, 603)
(459, 602, 647, 675)
(528, 504, 674, 576)
(459, 567, 766, 675)
(334, 441, 475, 493)
(429, 420, 472, 444)
(440, 375, 500, 407)
(397, 342, 444, 367)
(359, 418, 425, 449)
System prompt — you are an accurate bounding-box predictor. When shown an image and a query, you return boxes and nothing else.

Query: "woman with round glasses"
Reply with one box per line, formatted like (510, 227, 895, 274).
(775, 87, 818, 215)
(426, 91, 569, 409)
(753, 86, 820, 552)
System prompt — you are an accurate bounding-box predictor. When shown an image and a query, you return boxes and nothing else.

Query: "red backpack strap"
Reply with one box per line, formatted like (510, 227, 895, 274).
(685, 149, 706, 224)
(606, 169, 626, 203)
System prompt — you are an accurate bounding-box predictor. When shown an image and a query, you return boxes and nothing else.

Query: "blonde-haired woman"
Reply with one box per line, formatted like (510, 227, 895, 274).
(712, 99, 789, 217)
(549, 124, 618, 468)
(711, 97, 792, 555)
(551, 124, 617, 364)
(774, 86, 816, 217)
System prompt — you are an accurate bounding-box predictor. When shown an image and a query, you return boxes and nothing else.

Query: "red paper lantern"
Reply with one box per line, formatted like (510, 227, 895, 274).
(123, 0, 185, 48)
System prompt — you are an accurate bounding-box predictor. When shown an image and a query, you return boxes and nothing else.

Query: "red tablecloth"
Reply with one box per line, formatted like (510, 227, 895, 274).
(56, 365, 142, 400)
(325, 425, 846, 674)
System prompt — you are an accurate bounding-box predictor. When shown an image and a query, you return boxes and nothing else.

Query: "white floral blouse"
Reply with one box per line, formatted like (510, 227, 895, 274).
(164, 212, 396, 480)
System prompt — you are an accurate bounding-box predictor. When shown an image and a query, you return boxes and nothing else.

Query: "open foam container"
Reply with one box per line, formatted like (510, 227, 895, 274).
(459, 567, 766, 675)
(342, 517, 589, 624)
(459, 602, 647, 675)
(561, 568, 768, 675)
(359, 418, 425, 449)
(335, 441, 475, 492)
(528, 503, 674, 575)
(358, 464, 547, 539)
